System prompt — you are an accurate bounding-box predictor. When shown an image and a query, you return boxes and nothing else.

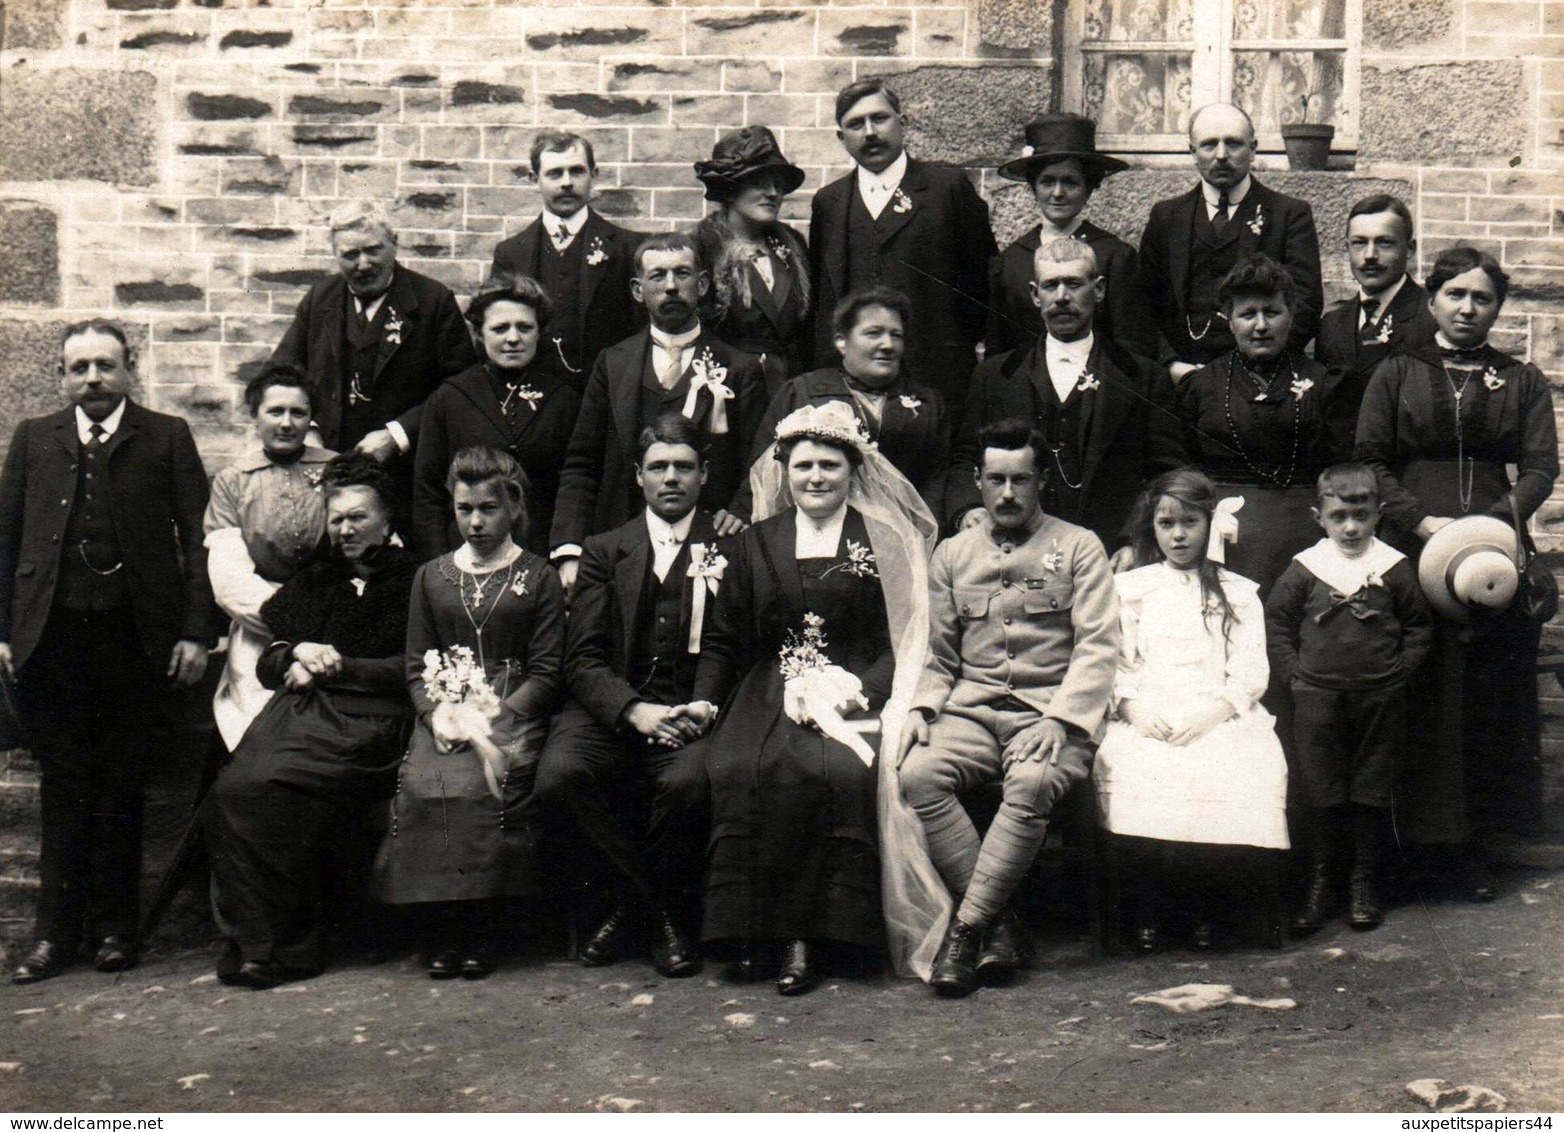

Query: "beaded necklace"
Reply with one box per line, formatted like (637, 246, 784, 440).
(1222, 352, 1302, 488)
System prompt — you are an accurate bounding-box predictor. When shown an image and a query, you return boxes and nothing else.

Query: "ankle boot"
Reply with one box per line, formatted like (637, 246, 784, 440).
(1348, 807, 1388, 930)
(1291, 861, 1334, 937)
(930, 918, 983, 997)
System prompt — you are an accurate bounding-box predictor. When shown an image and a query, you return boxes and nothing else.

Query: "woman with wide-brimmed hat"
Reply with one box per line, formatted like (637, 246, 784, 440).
(987, 113, 1156, 360)
(694, 126, 812, 398)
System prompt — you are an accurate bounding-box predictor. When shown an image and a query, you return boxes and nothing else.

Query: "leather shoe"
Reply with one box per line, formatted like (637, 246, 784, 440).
(94, 935, 137, 973)
(1190, 922, 1215, 951)
(427, 948, 461, 980)
(580, 906, 638, 968)
(649, 913, 699, 978)
(230, 959, 299, 990)
(1347, 868, 1383, 931)
(460, 945, 495, 981)
(930, 918, 982, 998)
(1290, 862, 1334, 937)
(976, 911, 1031, 983)
(12, 940, 71, 985)
(1134, 925, 1161, 954)
(775, 940, 817, 996)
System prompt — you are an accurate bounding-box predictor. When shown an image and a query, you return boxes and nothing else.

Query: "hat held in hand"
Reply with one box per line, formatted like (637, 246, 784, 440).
(1417, 515, 1520, 622)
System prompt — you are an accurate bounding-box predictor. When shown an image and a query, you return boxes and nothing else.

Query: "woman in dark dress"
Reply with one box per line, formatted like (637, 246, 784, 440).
(739, 286, 949, 522)
(690, 401, 933, 995)
(373, 447, 565, 978)
(413, 273, 580, 560)
(693, 126, 812, 398)
(205, 453, 418, 989)
(1355, 246, 1558, 888)
(987, 113, 1155, 360)
(1174, 254, 1353, 598)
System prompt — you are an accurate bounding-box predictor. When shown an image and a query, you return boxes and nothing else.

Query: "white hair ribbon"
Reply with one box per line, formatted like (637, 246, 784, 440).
(1206, 495, 1244, 564)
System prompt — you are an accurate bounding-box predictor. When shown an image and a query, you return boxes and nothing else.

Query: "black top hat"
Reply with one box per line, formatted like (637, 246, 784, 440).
(998, 113, 1129, 184)
(694, 126, 807, 202)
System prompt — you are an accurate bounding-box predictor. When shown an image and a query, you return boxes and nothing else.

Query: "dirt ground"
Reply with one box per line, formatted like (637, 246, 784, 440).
(3, 867, 1563, 1114)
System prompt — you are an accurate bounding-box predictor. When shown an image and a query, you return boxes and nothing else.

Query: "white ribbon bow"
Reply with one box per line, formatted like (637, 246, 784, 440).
(682, 365, 734, 435)
(685, 542, 726, 653)
(1206, 496, 1244, 565)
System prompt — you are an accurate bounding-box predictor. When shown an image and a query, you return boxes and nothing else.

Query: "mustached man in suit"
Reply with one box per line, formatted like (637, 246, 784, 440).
(549, 231, 763, 590)
(491, 130, 640, 388)
(1314, 194, 1437, 433)
(1139, 104, 1323, 383)
(808, 77, 997, 413)
(535, 412, 723, 978)
(1, 321, 219, 983)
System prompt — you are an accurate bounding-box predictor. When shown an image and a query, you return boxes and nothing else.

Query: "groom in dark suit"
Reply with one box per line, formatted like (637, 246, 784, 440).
(946, 238, 1183, 553)
(1139, 103, 1323, 381)
(491, 130, 640, 386)
(808, 77, 996, 412)
(0, 321, 218, 983)
(549, 231, 762, 588)
(535, 412, 721, 976)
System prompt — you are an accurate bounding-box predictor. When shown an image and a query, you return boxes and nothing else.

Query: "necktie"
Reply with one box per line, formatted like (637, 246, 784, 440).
(553, 223, 571, 249)
(88, 423, 104, 449)
(1212, 189, 1231, 234)
(660, 344, 685, 390)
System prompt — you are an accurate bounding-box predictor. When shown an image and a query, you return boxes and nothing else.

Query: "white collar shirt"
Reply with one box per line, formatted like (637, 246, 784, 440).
(1358, 273, 1408, 328)
(76, 399, 126, 445)
(856, 151, 909, 221)
(646, 508, 696, 582)
(1044, 332, 1094, 403)
(648, 323, 703, 389)
(1201, 174, 1252, 220)
(544, 206, 590, 251)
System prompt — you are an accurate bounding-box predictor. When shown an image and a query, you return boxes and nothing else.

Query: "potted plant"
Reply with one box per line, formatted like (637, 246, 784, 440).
(1280, 92, 1335, 171)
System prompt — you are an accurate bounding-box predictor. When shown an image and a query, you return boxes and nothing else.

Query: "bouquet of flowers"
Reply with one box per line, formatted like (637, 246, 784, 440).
(778, 613, 875, 767)
(420, 645, 507, 800)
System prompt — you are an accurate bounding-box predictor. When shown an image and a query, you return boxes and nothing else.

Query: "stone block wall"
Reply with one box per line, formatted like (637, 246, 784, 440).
(0, 0, 1562, 948)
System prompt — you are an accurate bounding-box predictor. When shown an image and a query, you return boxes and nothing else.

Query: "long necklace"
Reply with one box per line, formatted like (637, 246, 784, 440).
(1440, 360, 1477, 513)
(1222, 353, 1301, 488)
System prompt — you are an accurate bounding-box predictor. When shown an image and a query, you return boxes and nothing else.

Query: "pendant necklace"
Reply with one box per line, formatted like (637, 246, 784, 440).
(1440, 360, 1477, 513)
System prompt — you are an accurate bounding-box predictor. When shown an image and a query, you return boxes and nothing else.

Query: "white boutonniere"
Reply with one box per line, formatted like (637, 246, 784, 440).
(683, 348, 734, 434)
(510, 568, 530, 598)
(765, 234, 792, 264)
(1482, 366, 1505, 391)
(1290, 375, 1315, 400)
(823, 540, 879, 580)
(1041, 540, 1065, 574)
(303, 466, 324, 492)
(898, 394, 922, 417)
(1247, 205, 1266, 236)
(1076, 371, 1101, 393)
(350, 577, 368, 598)
(685, 542, 728, 654)
(689, 542, 728, 583)
(1373, 311, 1394, 344)
(507, 383, 544, 413)
(383, 308, 404, 347)
(891, 187, 913, 214)
(585, 236, 609, 267)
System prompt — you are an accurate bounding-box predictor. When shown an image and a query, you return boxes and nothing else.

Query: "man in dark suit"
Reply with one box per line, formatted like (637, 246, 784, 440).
(535, 413, 721, 976)
(270, 200, 475, 516)
(947, 238, 1183, 553)
(808, 77, 996, 412)
(1315, 193, 1437, 428)
(550, 231, 761, 589)
(491, 131, 640, 386)
(1139, 103, 1323, 381)
(0, 321, 218, 983)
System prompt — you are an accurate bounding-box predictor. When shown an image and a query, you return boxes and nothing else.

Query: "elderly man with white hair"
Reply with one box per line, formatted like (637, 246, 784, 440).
(270, 200, 475, 518)
(946, 237, 1183, 556)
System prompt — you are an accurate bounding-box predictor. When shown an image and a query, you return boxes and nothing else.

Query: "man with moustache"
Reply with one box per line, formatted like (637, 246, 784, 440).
(1314, 194, 1437, 427)
(550, 232, 763, 589)
(492, 131, 639, 386)
(535, 413, 722, 977)
(1139, 104, 1323, 380)
(737, 286, 949, 519)
(271, 200, 475, 517)
(899, 419, 1118, 997)
(946, 239, 1182, 552)
(808, 78, 996, 411)
(1, 321, 218, 983)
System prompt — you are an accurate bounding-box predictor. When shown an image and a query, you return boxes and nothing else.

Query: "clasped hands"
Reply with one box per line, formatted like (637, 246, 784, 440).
(624, 700, 717, 749)
(283, 641, 342, 692)
(1120, 696, 1232, 746)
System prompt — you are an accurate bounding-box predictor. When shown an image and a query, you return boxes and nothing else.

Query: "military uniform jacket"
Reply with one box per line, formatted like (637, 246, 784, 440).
(0, 402, 219, 673)
(912, 515, 1119, 740)
(270, 263, 476, 452)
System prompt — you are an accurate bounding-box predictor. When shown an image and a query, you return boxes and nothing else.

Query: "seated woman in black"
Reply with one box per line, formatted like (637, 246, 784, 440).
(205, 453, 419, 989)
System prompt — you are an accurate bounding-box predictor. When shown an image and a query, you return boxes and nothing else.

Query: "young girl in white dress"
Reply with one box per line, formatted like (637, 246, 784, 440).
(1093, 468, 1290, 951)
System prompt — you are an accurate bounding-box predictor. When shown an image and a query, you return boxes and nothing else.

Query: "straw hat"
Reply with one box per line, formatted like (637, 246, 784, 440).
(1417, 515, 1520, 622)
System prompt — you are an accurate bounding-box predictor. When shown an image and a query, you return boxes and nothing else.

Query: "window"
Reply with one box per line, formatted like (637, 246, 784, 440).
(1061, 0, 1361, 155)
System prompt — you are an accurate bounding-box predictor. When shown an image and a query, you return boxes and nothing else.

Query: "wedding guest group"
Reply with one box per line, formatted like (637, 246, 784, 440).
(4, 87, 1555, 1000)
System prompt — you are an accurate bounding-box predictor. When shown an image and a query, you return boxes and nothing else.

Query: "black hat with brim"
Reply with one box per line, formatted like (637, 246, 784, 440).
(998, 112, 1130, 183)
(695, 125, 807, 202)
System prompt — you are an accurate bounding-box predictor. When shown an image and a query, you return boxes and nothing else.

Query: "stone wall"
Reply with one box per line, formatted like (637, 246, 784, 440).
(0, 0, 1563, 946)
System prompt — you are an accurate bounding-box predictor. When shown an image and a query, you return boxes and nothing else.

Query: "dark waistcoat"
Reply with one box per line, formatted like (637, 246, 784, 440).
(845, 186, 899, 289)
(341, 298, 390, 437)
(1186, 205, 1243, 321)
(56, 435, 128, 611)
(628, 546, 696, 707)
(1035, 379, 1086, 523)
(539, 236, 586, 367)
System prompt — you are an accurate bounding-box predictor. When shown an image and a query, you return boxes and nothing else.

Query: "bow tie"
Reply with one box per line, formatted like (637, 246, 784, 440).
(1316, 587, 1381, 624)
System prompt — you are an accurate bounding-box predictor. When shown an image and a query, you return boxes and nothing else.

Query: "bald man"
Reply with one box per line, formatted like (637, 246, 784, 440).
(1139, 104, 1323, 381)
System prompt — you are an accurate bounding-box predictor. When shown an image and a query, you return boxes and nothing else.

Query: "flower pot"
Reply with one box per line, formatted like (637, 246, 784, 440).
(1281, 123, 1335, 171)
